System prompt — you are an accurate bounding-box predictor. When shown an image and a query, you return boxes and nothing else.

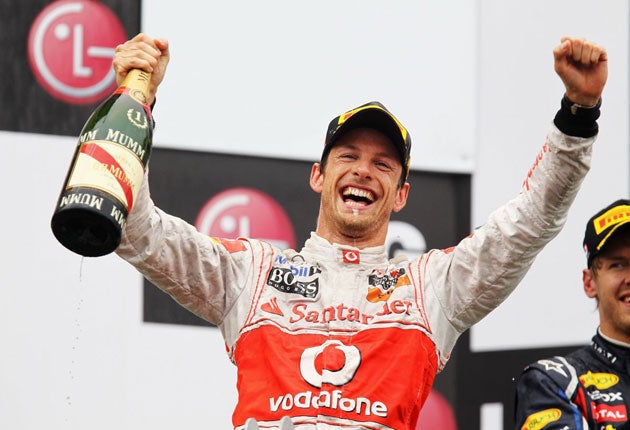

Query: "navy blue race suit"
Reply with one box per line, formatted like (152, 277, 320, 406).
(515, 332, 630, 429)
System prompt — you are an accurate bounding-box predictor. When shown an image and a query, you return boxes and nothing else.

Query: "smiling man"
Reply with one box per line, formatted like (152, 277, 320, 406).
(514, 200, 630, 430)
(311, 103, 411, 248)
(112, 34, 607, 429)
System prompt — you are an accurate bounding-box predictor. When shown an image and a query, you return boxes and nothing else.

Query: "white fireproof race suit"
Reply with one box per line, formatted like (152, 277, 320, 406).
(116, 114, 595, 429)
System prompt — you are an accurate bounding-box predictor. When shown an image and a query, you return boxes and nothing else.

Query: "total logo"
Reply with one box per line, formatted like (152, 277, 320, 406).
(195, 188, 296, 250)
(593, 403, 628, 423)
(27, 0, 127, 105)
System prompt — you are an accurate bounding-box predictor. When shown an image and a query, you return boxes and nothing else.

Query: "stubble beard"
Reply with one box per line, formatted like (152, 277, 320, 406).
(337, 209, 388, 242)
(338, 217, 370, 239)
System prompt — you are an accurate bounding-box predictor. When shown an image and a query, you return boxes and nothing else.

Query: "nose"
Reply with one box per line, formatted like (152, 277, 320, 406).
(352, 157, 372, 179)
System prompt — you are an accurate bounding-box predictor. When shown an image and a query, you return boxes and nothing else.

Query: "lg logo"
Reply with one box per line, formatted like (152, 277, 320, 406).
(27, 0, 127, 105)
(385, 220, 426, 259)
(195, 187, 296, 250)
(300, 340, 361, 388)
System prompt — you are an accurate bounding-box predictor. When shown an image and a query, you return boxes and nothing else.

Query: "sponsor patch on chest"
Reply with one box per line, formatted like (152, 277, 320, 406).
(266, 256, 322, 298)
(366, 267, 411, 303)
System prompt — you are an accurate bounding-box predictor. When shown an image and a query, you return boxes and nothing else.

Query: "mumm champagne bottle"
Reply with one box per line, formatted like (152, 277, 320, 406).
(51, 69, 153, 257)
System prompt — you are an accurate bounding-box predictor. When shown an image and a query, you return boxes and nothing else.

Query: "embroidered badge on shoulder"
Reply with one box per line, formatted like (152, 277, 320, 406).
(366, 267, 411, 302)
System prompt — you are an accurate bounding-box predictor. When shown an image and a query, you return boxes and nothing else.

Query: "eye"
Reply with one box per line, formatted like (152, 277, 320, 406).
(608, 260, 628, 270)
(374, 159, 394, 171)
(338, 153, 358, 160)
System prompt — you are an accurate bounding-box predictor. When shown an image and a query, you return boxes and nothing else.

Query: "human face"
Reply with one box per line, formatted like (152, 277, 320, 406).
(583, 230, 630, 343)
(310, 128, 409, 248)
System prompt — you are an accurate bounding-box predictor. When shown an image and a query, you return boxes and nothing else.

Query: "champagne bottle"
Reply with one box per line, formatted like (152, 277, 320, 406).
(51, 69, 153, 257)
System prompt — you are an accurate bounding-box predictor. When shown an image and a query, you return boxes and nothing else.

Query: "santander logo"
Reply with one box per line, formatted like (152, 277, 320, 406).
(27, 0, 127, 105)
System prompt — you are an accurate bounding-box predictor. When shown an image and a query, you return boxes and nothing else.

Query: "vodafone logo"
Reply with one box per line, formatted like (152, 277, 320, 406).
(27, 0, 127, 105)
(342, 250, 360, 264)
(300, 340, 361, 388)
(195, 187, 296, 250)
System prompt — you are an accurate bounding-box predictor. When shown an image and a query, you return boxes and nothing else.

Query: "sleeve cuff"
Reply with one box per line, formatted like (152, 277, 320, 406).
(553, 94, 601, 138)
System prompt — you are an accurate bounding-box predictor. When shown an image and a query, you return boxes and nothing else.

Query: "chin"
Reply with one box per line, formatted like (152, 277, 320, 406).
(340, 220, 372, 237)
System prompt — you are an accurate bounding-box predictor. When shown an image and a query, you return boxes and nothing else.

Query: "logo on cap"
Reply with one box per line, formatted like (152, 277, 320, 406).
(324, 102, 412, 180)
(584, 200, 630, 266)
(593, 205, 630, 235)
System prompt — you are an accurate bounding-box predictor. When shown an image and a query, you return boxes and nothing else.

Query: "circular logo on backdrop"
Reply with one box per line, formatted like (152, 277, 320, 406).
(415, 390, 457, 430)
(27, 0, 127, 105)
(385, 220, 426, 260)
(195, 188, 297, 250)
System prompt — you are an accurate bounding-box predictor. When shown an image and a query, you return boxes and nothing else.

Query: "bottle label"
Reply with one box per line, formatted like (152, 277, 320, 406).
(117, 69, 151, 105)
(66, 140, 144, 211)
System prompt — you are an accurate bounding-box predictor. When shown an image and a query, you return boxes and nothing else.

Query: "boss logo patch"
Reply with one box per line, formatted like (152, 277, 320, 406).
(267, 265, 321, 298)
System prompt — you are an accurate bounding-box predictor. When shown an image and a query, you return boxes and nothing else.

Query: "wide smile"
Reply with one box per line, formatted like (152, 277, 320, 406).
(340, 186, 376, 209)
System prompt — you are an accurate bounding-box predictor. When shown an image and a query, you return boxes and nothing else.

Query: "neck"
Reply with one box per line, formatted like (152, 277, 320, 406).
(598, 327, 630, 349)
(315, 228, 385, 249)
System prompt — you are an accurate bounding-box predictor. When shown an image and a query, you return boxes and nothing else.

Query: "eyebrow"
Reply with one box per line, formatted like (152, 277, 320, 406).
(336, 142, 398, 161)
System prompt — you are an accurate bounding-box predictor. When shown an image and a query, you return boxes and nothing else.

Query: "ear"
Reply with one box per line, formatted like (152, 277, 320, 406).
(310, 163, 323, 194)
(582, 268, 598, 299)
(392, 182, 410, 213)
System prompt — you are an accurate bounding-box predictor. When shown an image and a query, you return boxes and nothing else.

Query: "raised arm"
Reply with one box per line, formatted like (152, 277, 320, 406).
(423, 37, 607, 352)
(112, 33, 170, 106)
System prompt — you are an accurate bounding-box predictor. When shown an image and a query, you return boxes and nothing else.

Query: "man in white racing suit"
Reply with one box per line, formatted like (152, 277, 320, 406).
(112, 34, 607, 429)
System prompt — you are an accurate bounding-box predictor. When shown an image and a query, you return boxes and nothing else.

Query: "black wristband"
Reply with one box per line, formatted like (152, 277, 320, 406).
(553, 95, 601, 138)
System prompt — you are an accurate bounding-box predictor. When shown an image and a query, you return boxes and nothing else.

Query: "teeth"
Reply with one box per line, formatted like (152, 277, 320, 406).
(343, 187, 374, 202)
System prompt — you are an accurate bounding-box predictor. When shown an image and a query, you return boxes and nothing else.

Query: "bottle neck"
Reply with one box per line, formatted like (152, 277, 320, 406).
(120, 69, 152, 105)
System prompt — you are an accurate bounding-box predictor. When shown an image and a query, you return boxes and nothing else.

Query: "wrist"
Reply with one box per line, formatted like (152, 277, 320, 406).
(553, 94, 601, 138)
(564, 93, 601, 111)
